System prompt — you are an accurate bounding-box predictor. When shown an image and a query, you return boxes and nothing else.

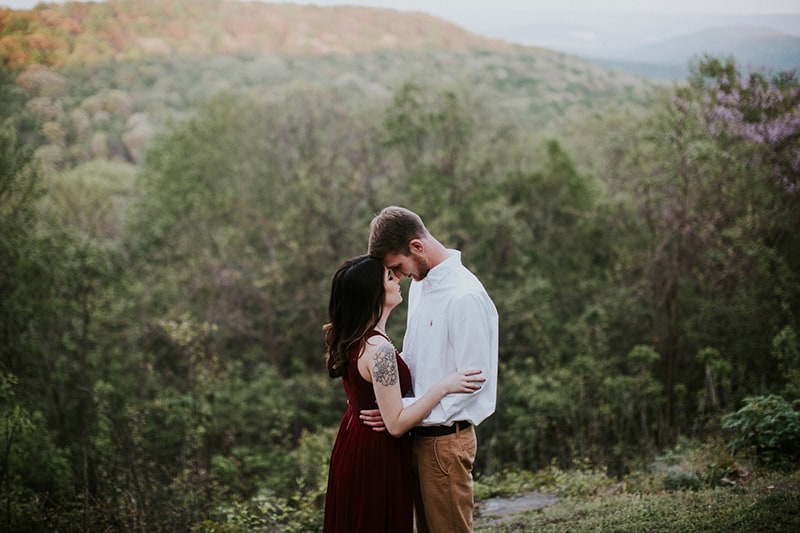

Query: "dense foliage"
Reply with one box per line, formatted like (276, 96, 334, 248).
(1, 41, 798, 532)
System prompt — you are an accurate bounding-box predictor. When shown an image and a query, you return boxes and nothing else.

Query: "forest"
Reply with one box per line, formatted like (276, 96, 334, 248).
(2, 1, 800, 531)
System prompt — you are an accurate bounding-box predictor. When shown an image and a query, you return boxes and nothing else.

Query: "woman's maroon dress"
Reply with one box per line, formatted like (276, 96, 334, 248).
(323, 331, 413, 533)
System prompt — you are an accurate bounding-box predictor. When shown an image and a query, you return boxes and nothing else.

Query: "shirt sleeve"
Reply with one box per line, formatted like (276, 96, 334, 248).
(428, 291, 498, 424)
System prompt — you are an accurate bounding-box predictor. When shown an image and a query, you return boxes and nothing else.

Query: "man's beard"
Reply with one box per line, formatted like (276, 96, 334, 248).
(412, 253, 430, 281)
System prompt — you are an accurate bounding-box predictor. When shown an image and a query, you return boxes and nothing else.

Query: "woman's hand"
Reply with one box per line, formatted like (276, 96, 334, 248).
(439, 369, 485, 394)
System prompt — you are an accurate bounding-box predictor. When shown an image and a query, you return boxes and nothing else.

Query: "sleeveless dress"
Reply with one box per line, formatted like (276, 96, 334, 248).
(323, 331, 413, 533)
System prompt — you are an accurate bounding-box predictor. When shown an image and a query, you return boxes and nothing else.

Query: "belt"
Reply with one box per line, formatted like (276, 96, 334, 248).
(411, 420, 471, 438)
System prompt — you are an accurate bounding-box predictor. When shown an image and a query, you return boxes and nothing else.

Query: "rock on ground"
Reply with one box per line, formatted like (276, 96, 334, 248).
(476, 491, 559, 526)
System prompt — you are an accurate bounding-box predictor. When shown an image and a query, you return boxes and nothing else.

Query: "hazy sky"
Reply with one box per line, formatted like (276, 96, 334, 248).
(4, 0, 800, 19)
(264, 0, 800, 15)
(271, 1, 800, 31)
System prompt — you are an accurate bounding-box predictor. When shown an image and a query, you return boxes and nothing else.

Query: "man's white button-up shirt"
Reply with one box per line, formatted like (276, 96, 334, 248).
(401, 250, 498, 427)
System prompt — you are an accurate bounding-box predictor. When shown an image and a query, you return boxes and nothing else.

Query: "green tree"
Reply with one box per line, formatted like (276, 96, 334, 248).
(381, 81, 518, 247)
(612, 57, 800, 440)
(0, 125, 44, 376)
(0, 372, 73, 531)
(127, 88, 382, 374)
(0, 68, 28, 125)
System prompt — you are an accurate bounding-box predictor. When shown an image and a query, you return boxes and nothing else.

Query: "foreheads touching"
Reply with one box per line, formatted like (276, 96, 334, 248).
(368, 206, 428, 261)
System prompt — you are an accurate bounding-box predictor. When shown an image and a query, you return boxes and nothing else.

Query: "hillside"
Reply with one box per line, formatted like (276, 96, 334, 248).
(10, 46, 657, 173)
(2, 0, 658, 173)
(581, 25, 800, 82)
(632, 25, 800, 72)
(0, 0, 511, 67)
(485, 13, 800, 82)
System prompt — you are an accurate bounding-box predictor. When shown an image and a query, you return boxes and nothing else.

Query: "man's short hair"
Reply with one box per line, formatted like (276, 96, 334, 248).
(368, 206, 428, 259)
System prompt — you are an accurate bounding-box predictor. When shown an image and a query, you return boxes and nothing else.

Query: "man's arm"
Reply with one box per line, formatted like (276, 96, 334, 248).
(430, 292, 498, 422)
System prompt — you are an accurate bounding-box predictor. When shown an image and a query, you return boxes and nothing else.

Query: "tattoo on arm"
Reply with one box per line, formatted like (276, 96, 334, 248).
(373, 343, 398, 386)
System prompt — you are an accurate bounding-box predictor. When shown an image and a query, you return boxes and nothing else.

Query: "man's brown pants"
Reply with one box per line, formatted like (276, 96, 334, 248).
(412, 424, 477, 532)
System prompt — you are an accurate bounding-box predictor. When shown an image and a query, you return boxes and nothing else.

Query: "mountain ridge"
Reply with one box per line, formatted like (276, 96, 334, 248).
(630, 25, 800, 71)
(483, 12, 800, 80)
(0, 0, 512, 68)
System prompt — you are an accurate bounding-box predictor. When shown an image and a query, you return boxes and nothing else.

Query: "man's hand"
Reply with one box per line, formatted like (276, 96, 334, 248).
(360, 408, 386, 432)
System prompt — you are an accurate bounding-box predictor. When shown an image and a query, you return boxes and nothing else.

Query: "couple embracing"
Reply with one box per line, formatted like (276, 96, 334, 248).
(322, 206, 499, 533)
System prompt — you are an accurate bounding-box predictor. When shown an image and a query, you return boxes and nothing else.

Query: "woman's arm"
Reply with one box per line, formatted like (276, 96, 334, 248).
(360, 339, 484, 437)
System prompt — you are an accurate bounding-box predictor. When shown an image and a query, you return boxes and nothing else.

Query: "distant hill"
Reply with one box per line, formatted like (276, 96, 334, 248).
(630, 25, 800, 72)
(0, 0, 511, 68)
(581, 25, 800, 82)
(482, 13, 800, 82)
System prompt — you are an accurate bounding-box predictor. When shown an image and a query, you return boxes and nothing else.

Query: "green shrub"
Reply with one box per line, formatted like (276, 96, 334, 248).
(537, 459, 616, 498)
(647, 436, 743, 492)
(722, 395, 800, 468)
(663, 470, 702, 491)
(475, 469, 540, 500)
(197, 428, 334, 532)
(476, 459, 617, 500)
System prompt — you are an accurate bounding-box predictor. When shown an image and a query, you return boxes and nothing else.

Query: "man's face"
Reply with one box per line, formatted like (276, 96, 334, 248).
(383, 242, 430, 282)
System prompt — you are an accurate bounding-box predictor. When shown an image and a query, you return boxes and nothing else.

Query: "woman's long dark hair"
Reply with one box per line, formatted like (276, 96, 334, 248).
(324, 255, 384, 378)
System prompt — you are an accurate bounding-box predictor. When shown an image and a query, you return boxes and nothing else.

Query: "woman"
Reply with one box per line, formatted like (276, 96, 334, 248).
(322, 255, 484, 533)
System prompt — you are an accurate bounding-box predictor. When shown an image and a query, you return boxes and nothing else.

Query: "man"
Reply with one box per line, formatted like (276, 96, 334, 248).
(361, 206, 498, 533)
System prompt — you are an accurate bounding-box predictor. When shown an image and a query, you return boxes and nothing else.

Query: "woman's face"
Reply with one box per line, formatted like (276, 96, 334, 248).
(383, 266, 402, 310)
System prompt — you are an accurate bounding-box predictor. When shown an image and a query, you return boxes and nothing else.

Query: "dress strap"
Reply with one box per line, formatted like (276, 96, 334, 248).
(368, 329, 390, 341)
(367, 330, 396, 349)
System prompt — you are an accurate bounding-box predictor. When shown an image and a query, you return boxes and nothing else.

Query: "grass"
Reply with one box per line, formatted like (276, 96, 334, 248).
(475, 469, 800, 532)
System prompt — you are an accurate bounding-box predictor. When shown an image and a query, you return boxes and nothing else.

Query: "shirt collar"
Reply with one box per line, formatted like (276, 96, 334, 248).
(422, 249, 460, 288)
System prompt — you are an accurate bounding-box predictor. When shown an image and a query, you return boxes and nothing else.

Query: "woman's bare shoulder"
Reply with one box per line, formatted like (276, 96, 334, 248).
(362, 334, 392, 358)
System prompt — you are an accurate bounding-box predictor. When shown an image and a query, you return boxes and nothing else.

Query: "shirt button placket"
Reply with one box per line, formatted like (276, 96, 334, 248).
(407, 284, 426, 366)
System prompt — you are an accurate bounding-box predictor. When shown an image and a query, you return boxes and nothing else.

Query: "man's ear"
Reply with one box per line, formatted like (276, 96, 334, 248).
(408, 239, 424, 255)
